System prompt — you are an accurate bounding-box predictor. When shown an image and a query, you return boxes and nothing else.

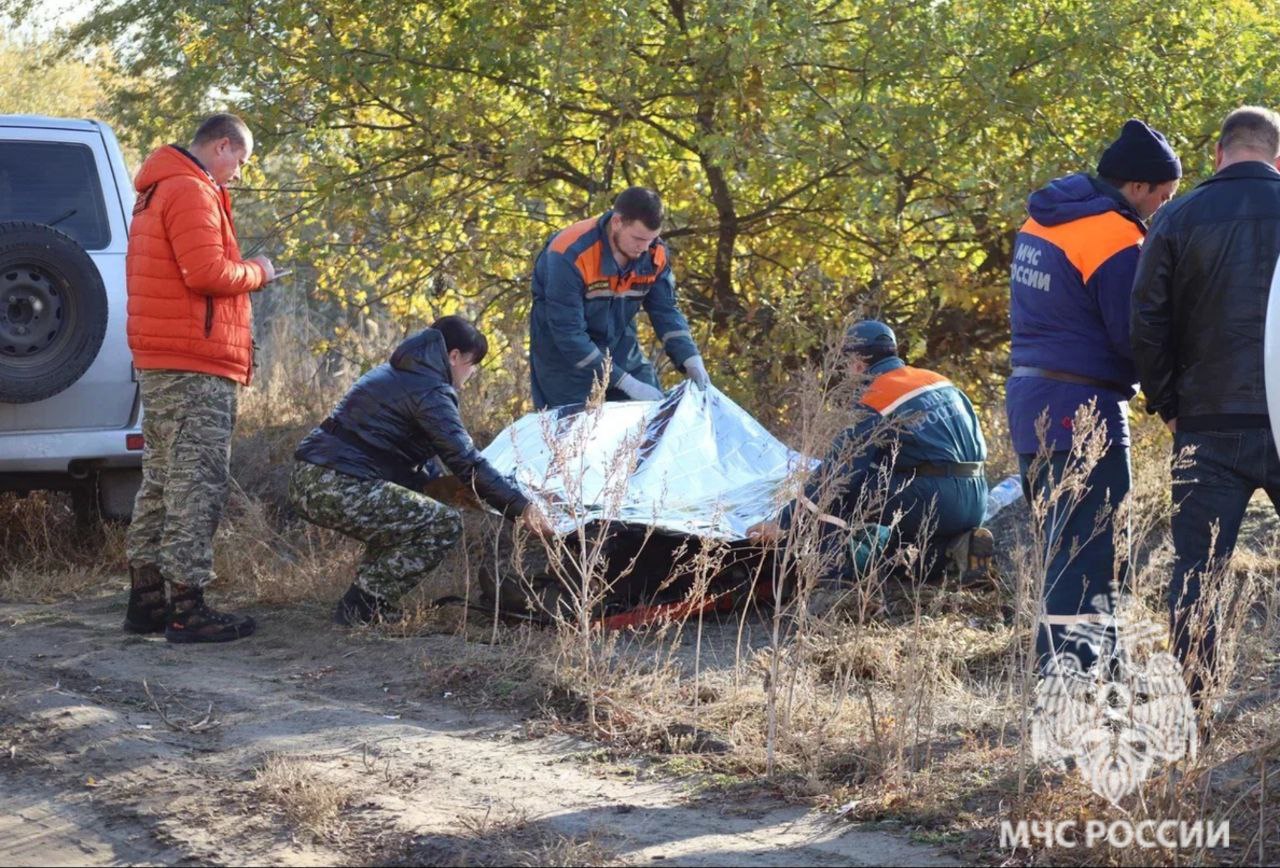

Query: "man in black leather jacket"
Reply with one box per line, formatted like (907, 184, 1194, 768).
(290, 316, 552, 625)
(1132, 106, 1280, 699)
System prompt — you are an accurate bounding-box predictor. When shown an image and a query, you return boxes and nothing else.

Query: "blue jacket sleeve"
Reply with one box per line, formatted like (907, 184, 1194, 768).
(641, 255, 699, 368)
(778, 408, 884, 530)
(540, 250, 620, 386)
(1088, 244, 1140, 368)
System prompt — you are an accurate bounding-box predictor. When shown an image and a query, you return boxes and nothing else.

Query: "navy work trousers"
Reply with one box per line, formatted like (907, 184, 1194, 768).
(1020, 446, 1131, 674)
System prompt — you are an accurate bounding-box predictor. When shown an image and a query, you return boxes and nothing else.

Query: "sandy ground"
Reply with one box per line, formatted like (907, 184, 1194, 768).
(0, 586, 958, 867)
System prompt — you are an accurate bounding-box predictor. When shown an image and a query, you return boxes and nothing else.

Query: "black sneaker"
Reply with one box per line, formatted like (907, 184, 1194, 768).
(123, 564, 167, 634)
(333, 584, 402, 627)
(165, 584, 256, 644)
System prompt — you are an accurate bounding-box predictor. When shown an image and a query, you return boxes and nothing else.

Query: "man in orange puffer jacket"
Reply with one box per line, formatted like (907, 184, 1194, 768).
(123, 113, 276, 644)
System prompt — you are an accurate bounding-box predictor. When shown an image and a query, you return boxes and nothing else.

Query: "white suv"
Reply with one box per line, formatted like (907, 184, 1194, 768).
(0, 116, 142, 520)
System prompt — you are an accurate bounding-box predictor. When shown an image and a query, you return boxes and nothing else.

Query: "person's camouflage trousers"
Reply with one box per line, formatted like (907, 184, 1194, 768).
(127, 370, 238, 588)
(289, 460, 463, 603)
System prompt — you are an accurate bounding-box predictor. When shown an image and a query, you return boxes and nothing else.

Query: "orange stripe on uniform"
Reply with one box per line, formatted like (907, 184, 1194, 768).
(1020, 211, 1142, 283)
(549, 216, 598, 254)
(552, 217, 669, 294)
(575, 244, 606, 285)
(578, 240, 667, 293)
(651, 242, 667, 272)
(862, 366, 950, 415)
(612, 241, 666, 294)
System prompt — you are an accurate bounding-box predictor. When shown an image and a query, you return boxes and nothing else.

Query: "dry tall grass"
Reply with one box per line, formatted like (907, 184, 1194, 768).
(0, 491, 127, 601)
(216, 308, 364, 605)
(5, 310, 1279, 866)
(431, 330, 1280, 866)
(254, 753, 352, 838)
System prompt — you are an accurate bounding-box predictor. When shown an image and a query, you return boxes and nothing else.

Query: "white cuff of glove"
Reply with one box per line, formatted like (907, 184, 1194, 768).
(683, 355, 711, 389)
(617, 373, 665, 401)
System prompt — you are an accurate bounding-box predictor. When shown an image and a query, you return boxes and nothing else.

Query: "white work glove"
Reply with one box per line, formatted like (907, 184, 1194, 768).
(617, 372, 664, 401)
(683, 355, 710, 390)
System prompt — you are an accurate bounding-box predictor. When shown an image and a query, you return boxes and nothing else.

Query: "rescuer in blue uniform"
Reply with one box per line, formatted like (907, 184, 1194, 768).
(1007, 119, 1181, 676)
(750, 321, 990, 581)
(528, 187, 708, 409)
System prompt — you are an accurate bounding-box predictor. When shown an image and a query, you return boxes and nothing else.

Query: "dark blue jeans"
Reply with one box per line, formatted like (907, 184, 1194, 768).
(1170, 428, 1280, 696)
(1020, 446, 1131, 674)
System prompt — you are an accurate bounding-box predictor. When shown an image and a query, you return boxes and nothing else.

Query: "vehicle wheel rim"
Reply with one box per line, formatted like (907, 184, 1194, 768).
(0, 266, 66, 358)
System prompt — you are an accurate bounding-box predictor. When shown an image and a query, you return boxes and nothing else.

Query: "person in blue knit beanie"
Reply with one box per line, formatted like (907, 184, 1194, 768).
(1007, 118, 1181, 677)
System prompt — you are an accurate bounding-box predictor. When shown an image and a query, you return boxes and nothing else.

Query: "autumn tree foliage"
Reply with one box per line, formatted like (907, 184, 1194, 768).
(12, 0, 1280, 417)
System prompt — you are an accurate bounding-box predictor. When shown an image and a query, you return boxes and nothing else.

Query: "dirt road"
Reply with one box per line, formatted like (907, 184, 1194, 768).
(0, 586, 957, 866)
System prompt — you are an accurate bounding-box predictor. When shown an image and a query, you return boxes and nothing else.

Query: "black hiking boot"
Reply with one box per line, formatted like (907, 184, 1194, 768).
(333, 584, 402, 627)
(123, 564, 167, 634)
(164, 583, 256, 644)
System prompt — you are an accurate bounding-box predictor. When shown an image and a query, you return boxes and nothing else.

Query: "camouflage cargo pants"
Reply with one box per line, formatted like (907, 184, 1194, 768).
(126, 370, 238, 587)
(288, 460, 463, 603)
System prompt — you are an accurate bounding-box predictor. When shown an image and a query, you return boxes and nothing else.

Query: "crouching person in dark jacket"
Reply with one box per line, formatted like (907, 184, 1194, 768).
(748, 321, 990, 582)
(291, 316, 552, 625)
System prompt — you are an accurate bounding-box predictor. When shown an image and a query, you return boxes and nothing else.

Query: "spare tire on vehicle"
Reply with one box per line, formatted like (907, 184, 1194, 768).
(0, 221, 108, 404)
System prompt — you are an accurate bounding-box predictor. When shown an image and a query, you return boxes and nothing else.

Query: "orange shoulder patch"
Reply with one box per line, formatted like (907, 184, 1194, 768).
(549, 217, 599, 255)
(862, 367, 950, 415)
(1020, 211, 1142, 283)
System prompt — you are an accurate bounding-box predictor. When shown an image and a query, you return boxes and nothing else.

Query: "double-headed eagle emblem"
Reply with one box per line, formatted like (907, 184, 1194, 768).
(1031, 614, 1198, 805)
